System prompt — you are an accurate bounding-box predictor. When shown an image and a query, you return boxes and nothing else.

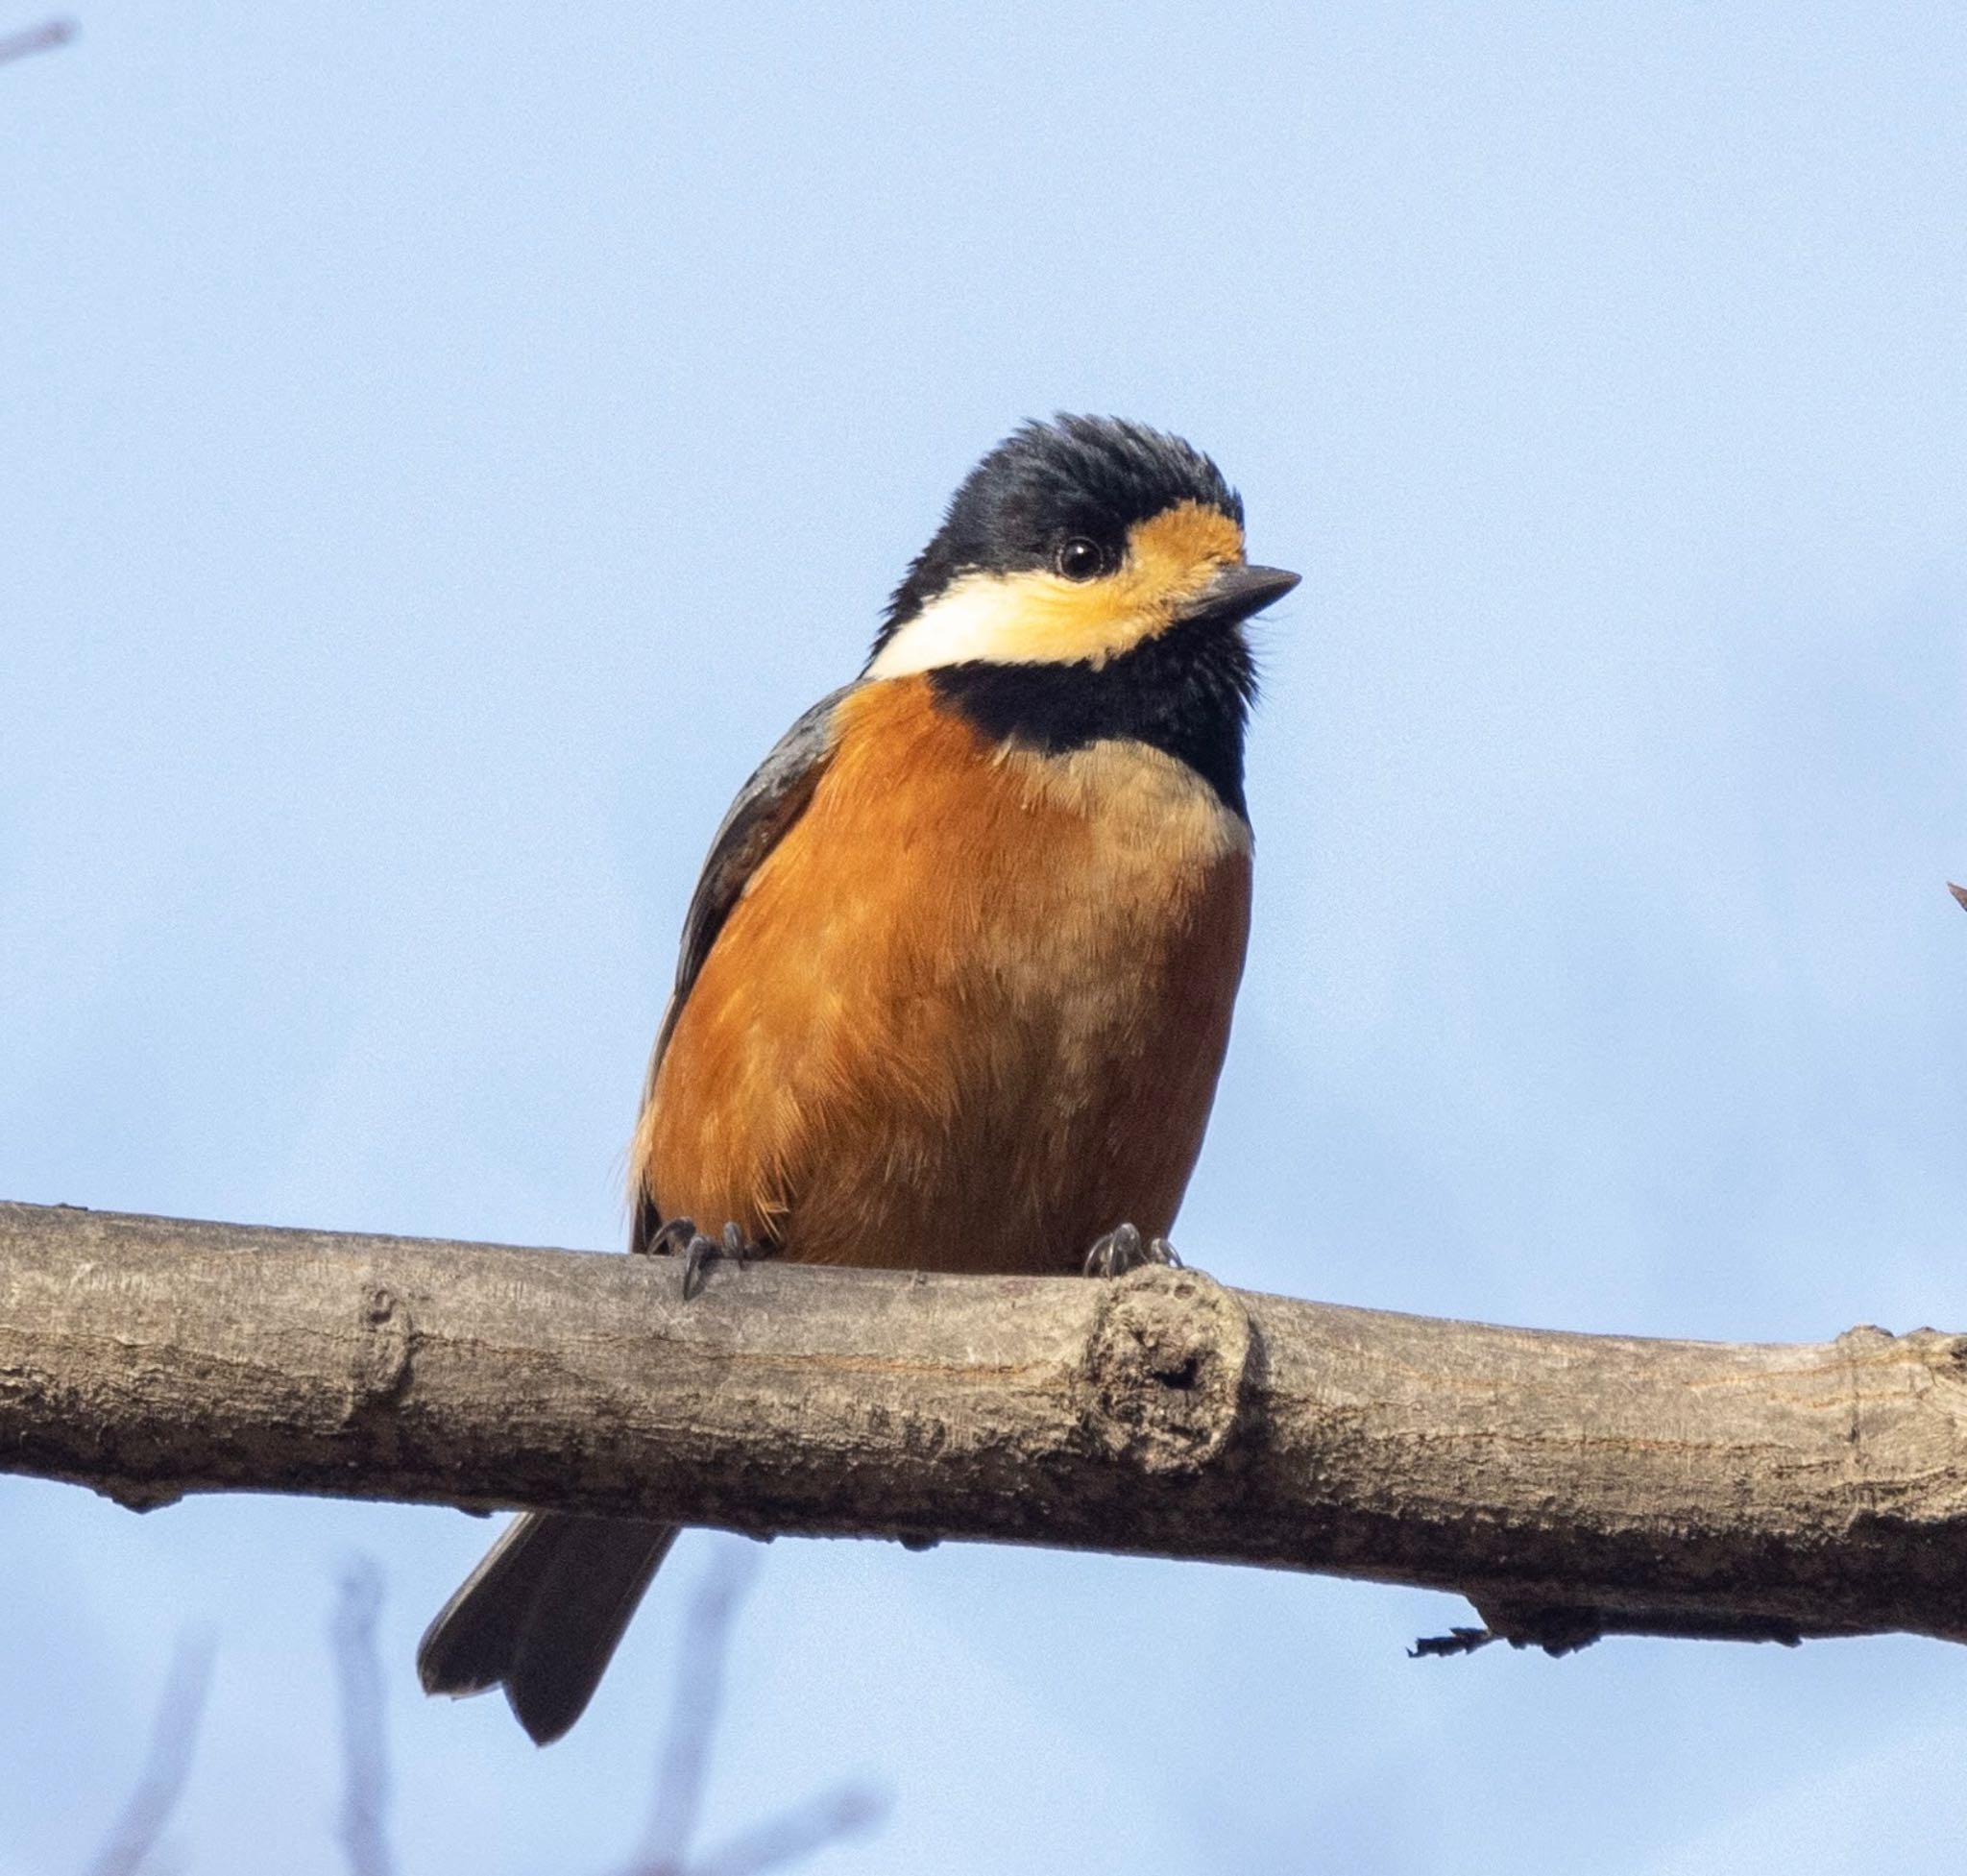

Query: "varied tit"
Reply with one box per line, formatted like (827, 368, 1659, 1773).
(419, 413, 1299, 1742)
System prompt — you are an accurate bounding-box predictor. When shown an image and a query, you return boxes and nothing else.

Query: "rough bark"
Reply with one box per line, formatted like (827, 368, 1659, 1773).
(5, 1199, 1967, 1654)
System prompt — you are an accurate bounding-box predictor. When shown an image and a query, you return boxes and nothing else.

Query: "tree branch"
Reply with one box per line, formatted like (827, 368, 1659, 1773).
(6, 1200, 1967, 1655)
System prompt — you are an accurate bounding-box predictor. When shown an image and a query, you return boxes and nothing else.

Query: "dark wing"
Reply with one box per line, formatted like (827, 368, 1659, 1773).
(630, 682, 858, 1253)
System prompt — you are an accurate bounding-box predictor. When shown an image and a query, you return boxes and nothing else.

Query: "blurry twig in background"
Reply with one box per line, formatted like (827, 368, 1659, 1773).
(332, 1559, 400, 1876)
(688, 1784, 890, 1876)
(628, 1543, 762, 1875)
(0, 15, 74, 62)
(85, 1630, 216, 1876)
(69, 1548, 882, 1876)
(620, 1542, 889, 1876)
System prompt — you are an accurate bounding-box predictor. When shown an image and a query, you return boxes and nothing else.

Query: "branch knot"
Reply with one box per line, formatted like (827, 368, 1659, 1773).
(345, 1284, 413, 1419)
(1079, 1267, 1252, 1474)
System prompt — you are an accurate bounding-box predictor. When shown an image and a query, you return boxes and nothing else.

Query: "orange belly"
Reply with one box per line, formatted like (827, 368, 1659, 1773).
(635, 675, 1251, 1275)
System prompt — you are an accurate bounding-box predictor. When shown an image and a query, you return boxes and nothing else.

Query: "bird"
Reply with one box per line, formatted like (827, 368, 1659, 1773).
(416, 413, 1299, 1743)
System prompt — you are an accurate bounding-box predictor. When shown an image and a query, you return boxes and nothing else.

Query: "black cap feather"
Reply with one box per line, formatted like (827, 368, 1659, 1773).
(877, 415, 1243, 653)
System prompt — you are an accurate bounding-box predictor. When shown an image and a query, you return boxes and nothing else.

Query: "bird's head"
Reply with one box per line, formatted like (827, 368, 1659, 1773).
(866, 415, 1298, 678)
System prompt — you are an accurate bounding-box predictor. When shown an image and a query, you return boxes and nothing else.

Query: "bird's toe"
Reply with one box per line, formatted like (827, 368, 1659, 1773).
(1082, 1223, 1184, 1278)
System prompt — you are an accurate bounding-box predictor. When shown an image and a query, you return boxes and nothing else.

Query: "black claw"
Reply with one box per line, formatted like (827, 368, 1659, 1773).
(653, 1217, 771, 1299)
(1083, 1224, 1184, 1279)
(1085, 1223, 1140, 1277)
(640, 1215, 699, 1259)
(681, 1232, 718, 1301)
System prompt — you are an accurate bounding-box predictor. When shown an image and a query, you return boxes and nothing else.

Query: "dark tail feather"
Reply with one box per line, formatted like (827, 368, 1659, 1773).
(417, 1512, 678, 1745)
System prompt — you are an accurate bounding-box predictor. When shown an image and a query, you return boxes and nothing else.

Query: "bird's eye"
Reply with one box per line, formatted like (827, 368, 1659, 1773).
(1055, 536, 1105, 581)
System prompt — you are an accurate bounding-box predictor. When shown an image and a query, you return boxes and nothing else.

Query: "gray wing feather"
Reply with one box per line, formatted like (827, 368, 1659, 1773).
(646, 681, 857, 1074)
(630, 683, 857, 1254)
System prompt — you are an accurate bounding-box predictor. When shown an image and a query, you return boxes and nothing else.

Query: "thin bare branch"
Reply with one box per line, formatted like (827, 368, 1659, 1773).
(626, 1543, 764, 1876)
(0, 16, 74, 63)
(691, 1784, 890, 1876)
(331, 1560, 398, 1876)
(85, 1631, 215, 1876)
(619, 1542, 886, 1876)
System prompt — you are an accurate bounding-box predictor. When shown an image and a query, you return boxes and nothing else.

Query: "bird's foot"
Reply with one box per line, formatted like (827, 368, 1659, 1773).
(1082, 1222, 1183, 1279)
(643, 1217, 770, 1300)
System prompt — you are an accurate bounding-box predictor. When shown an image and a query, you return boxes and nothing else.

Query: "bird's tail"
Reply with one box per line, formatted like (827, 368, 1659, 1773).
(417, 1512, 678, 1744)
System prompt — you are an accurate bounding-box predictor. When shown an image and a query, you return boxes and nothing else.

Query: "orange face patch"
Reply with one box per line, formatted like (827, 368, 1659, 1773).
(1125, 501, 1248, 590)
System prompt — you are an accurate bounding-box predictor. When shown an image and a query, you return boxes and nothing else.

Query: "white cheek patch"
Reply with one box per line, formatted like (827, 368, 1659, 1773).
(865, 575, 1044, 679)
(866, 571, 1167, 678)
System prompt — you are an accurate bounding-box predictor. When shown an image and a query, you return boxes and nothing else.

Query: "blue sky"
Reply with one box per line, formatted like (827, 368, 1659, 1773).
(5, 4, 1966, 1871)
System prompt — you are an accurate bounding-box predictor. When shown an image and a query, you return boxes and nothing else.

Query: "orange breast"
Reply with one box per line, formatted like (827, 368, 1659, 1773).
(634, 676, 1251, 1275)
